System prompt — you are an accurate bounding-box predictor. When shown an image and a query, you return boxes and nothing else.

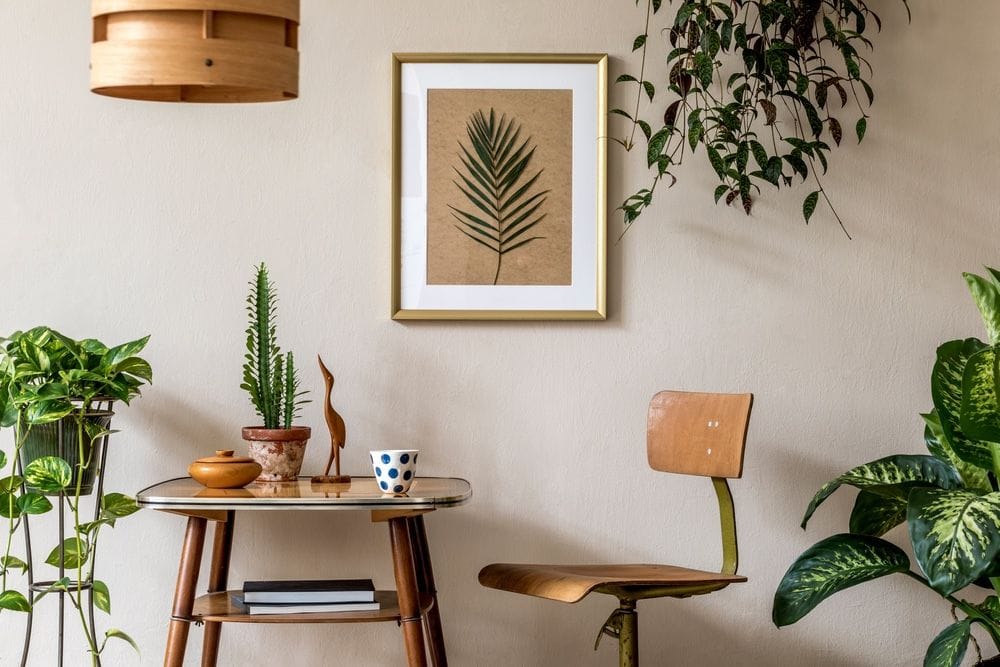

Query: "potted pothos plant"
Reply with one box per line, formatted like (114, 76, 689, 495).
(616, 0, 910, 237)
(0, 326, 150, 665)
(241, 263, 310, 482)
(773, 267, 1000, 667)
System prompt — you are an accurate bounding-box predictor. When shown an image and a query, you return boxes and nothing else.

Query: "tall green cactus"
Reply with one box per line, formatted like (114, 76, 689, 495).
(241, 263, 308, 428)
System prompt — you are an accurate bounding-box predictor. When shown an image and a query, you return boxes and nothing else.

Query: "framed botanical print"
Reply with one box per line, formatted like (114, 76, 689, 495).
(391, 53, 607, 321)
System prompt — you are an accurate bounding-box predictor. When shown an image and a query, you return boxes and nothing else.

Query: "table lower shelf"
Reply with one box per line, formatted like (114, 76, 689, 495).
(191, 590, 433, 624)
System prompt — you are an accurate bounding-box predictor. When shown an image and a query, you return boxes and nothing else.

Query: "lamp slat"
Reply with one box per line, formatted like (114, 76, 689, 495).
(90, 0, 299, 103)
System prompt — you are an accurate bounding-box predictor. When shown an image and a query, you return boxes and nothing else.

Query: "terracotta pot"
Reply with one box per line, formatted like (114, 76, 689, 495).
(188, 450, 262, 489)
(242, 426, 311, 482)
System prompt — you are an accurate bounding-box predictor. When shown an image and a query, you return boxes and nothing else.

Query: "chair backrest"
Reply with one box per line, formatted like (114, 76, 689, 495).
(646, 390, 753, 575)
(646, 390, 753, 479)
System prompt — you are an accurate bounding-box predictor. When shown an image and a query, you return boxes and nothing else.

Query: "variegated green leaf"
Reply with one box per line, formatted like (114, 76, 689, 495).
(961, 347, 1000, 443)
(965, 271, 1000, 346)
(0, 590, 30, 612)
(802, 455, 962, 528)
(924, 619, 970, 667)
(92, 580, 111, 614)
(45, 537, 89, 569)
(849, 490, 907, 537)
(923, 411, 992, 494)
(933, 339, 996, 468)
(773, 534, 909, 627)
(23, 456, 71, 494)
(977, 595, 1000, 625)
(908, 488, 1000, 594)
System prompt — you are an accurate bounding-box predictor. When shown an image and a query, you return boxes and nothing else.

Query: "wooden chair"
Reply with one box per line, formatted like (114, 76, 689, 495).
(478, 390, 753, 667)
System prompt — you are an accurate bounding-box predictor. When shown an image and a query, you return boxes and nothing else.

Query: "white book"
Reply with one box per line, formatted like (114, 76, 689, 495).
(232, 594, 380, 615)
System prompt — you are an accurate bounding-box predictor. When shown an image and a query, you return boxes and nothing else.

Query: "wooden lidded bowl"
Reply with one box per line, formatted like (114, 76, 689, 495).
(189, 450, 262, 489)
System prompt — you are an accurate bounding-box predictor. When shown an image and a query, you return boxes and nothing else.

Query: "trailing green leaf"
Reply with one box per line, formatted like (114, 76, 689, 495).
(101, 493, 139, 520)
(23, 456, 72, 494)
(0, 590, 30, 612)
(908, 488, 1000, 595)
(92, 580, 111, 614)
(773, 533, 909, 627)
(802, 455, 962, 528)
(45, 537, 90, 569)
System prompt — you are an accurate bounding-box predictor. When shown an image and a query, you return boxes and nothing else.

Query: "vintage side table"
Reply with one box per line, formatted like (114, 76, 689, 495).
(136, 476, 472, 667)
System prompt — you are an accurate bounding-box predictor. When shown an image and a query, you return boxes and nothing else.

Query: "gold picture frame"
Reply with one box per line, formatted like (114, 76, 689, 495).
(391, 53, 607, 321)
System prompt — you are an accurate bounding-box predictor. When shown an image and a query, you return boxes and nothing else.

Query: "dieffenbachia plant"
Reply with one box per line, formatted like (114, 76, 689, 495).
(773, 268, 1000, 667)
(0, 327, 148, 664)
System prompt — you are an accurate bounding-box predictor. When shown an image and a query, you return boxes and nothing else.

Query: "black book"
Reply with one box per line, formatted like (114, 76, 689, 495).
(243, 579, 375, 604)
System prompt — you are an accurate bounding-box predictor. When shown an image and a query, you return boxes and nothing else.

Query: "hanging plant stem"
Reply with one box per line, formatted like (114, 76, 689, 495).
(614, 0, 909, 237)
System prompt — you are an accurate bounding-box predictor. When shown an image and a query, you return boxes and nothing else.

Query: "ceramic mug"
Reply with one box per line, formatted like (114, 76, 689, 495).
(370, 449, 418, 494)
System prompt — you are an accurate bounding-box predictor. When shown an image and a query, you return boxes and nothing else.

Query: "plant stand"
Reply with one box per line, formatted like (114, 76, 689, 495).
(17, 408, 114, 667)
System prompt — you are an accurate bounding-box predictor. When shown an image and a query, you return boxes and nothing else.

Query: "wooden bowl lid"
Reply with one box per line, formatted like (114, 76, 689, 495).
(195, 450, 255, 464)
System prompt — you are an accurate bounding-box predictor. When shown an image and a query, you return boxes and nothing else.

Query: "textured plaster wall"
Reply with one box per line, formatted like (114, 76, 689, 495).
(2, 1, 1000, 665)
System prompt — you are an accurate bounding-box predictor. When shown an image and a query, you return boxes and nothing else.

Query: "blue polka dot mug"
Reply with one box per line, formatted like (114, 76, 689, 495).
(369, 450, 419, 495)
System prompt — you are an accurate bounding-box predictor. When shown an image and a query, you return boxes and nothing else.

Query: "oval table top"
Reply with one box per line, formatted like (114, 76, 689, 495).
(136, 476, 472, 511)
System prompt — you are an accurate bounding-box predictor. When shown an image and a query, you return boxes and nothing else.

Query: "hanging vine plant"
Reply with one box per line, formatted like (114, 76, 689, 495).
(614, 0, 909, 238)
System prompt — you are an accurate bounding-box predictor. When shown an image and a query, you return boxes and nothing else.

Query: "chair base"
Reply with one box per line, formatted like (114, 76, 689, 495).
(595, 598, 638, 667)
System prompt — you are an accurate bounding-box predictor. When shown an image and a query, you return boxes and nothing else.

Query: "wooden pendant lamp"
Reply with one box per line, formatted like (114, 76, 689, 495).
(90, 0, 299, 103)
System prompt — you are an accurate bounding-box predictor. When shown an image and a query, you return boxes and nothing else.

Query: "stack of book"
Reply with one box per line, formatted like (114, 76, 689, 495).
(233, 579, 379, 616)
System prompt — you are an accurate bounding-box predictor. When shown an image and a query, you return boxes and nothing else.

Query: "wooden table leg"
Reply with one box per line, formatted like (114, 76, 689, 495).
(389, 516, 427, 667)
(409, 516, 447, 667)
(201, 511, 235, 667)
(164, 516, 208, 667)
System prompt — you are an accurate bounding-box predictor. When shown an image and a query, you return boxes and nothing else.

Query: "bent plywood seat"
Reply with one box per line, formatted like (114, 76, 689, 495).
(478, 390, 754, 666)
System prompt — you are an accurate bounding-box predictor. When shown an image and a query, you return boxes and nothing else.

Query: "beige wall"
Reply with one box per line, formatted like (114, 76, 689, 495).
(2, 1, 999, 665)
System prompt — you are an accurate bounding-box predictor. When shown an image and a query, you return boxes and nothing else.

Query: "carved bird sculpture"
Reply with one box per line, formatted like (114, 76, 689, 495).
(311, 355, 349, 484)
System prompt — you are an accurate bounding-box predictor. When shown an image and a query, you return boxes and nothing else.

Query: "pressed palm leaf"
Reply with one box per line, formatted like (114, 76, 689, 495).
(450, 108, 550, 285)
(772, 533, 909, 627)
(908, 487, 1000, 595)
(801, 455, 962, 529)
(961, 347, 1000, 444)
(924, 620, 971, 667)
(933, 338, 995, 469)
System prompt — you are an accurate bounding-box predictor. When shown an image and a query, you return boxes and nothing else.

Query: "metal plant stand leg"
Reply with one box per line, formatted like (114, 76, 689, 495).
(17, 455, 33, 667)
(19, 402, 114, 667)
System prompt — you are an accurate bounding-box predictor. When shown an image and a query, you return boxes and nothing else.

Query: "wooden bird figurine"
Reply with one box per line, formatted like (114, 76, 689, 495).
(310, 355, 350, 484)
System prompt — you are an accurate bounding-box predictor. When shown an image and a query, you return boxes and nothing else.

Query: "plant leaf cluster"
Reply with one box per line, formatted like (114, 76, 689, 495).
(773, 268, 1000, 666)
(0, 328, 149, 664)
(241, 263, 309, 429)
(0, 327, 151, 428)
(615, 0, 906, 237)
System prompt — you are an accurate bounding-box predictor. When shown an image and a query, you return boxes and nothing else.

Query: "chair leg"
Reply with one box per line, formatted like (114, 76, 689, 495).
(617, 600, 638, 667)
(594, 599, 638, 667)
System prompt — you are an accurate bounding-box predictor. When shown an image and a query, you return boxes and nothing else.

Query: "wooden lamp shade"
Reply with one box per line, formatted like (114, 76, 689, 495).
(90, 0, 299, 103)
